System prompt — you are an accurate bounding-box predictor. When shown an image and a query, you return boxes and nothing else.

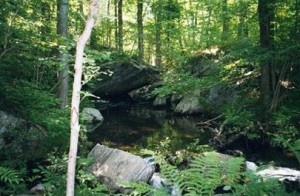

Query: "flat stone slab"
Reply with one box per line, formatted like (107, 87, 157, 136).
(88, 144, 155, 187)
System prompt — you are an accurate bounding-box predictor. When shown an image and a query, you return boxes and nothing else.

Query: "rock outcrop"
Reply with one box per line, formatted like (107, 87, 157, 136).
(93, 61, 158, 99)
(0, 110, 47, 160)
(174, 89, 204, 114)
(88, 144, 155, 191)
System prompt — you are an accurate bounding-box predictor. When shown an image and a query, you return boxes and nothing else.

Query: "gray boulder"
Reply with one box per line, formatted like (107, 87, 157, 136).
(88, 144, 155, 190)
(208, 85, 236, 109)
(93, 61, 159, 98)
(0, 110, 47, 160)
(175, 89, 204, 114)
(82, 108, 104, 132)
(153, 96, 168, 108)
(0, 110, 24, 134)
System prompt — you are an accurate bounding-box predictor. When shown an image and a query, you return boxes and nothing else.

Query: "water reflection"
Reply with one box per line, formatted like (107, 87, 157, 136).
(88, 104, 211, 151)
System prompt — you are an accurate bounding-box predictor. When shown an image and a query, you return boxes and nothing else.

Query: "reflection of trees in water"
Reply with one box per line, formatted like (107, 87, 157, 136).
(88, 105, 210, 151)
(144, 121, 198, 151)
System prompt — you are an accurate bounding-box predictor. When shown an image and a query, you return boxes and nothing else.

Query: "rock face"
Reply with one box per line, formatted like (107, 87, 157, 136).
(88, 144, 155, 190)
(153, 96, 168, 108)
(175, 89, 204, 114)
(82, 108, 104, 132)
(0, 110, 47, 160)
(93, 61, 158, 99)
(208, 85, 236, 109)
(0, 110, 24, 134)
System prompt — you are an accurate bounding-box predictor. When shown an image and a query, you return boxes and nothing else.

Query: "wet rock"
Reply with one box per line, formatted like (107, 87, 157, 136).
(129, 84, 155, 102)
(153, 96, 168, 108)
(93, 60, 159, 99)
(88, 144, 155, 191)
(82, 108, 104, 132)
(30, 183, 45, 194)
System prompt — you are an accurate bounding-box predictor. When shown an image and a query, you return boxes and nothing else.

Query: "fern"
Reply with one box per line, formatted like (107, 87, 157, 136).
(290, 139, 300, 165)
(119, 181, 169, 196)
(125, 151, 287, 195)
(180, 152, 244, 195)
(0, 166, 22, 185)
(0, 166, 24, 195)
(154, 154, 185, 195)
(233, 171, 284, 196)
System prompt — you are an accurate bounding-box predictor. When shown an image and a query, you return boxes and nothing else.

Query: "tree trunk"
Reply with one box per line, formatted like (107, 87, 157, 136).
(258, 0, 275, 108)
(295, 0, 300, 39)
(137, 0, 144, 63)
(155, 5, 162, 67)
(237, 1, 249, 38)
(57, 0, 69, 109)
(221, 0, 229, 41)
(114, 0, 118, 49)
(66, 0, 101, 195)
(106, 0, 111, 47)
(118, 0, 123, 51)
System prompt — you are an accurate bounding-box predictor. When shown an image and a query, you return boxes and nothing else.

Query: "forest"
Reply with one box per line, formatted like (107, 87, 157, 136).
(0, 0, 300, 195)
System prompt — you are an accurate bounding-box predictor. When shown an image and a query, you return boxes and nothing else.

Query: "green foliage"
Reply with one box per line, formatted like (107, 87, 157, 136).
(270, 107, 300, 160)
(121, 182, 169, 196)
(0, 166, 22, 185)
(290, 139, 300, 165)
(180, 152, 244, 195)
(0, 166, 26, 195)
(126, 151, 285, 195)
(31, 153, 111, 195)
(153, 72, 218, 98)
(223, 106, 255, 128)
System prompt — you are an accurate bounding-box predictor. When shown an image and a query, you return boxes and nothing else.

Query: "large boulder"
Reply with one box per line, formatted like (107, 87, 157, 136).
(174, 89, 204, 114)
(93, 61, 159, 99)
(88, 144, 155, 191)
(0, 110, 47, 160)
(208, 85, 236, 109)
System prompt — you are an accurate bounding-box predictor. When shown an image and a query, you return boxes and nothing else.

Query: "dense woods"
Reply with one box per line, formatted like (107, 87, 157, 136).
(0, 0, 299, 195)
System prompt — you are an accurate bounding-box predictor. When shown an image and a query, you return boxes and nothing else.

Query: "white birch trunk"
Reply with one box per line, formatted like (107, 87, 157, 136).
(66, 1, 101, 195)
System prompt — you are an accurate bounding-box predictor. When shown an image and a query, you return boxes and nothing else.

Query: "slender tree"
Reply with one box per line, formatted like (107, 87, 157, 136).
(66, 0, 101, 195)
(137, 0, 144, 63)
(154, 2, 162, 67)
(258, 0, 275, 108)
(221, 0, 229, 40)
(114, 0, 118, 49)
(57, 0, 69, 108)
(106, 0, 112, 47)
(118, 0, 123, 51)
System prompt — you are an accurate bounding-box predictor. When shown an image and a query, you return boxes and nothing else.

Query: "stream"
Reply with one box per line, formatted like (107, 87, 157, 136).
(88, 103, 212, 151)
(87, 103, 299, 168)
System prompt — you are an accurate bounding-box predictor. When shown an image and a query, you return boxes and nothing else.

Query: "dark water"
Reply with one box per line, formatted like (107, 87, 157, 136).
(88, 104, 211, 151)
(87, 104, 299, 168)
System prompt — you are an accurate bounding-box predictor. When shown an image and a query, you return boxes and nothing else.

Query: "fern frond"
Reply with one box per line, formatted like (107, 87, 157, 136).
(221, 156, 244, 185)
(154, 155, 185, 194)
(120, 181, 169, 196)
(0, 166, 22, 185)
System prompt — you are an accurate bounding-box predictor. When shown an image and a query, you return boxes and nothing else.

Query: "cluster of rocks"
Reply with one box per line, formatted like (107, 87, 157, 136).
(91, 60, 236, 115)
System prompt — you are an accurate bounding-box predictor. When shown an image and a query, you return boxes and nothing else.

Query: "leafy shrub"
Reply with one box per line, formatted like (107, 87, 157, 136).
(31, 153, 111, 195)
(152, 72, 218, 98)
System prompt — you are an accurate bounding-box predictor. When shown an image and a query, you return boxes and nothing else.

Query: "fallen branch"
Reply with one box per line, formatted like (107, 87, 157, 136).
(196, 113, 224, 127)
